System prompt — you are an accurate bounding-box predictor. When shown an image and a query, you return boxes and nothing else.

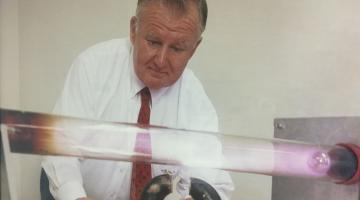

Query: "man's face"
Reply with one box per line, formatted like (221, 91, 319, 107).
(130, 3, 202, 89)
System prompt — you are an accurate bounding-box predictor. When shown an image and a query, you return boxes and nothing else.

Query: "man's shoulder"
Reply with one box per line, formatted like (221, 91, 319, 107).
(180, 69, 205, 94)
(78, 38, 131, 60)
(177, 69, 219, 132)
(68, 38, 132, 89)
(72, 38, 131, 74)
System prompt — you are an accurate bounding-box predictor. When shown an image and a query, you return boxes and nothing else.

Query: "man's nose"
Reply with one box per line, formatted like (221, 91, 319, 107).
(154, 47, 168, 68)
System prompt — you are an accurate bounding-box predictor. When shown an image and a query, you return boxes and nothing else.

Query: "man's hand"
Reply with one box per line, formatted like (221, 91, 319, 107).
(185, 196, 194, 200)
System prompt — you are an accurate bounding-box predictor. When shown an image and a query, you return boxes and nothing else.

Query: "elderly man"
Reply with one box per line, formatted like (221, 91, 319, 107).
(42, 0, 234, 199)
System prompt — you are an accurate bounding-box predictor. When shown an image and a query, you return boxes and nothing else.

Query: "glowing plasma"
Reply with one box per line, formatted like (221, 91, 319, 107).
(308, 151, 331, 173)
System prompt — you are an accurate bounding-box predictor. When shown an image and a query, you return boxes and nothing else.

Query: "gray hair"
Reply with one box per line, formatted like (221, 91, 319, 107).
(136, 0, 208, 32)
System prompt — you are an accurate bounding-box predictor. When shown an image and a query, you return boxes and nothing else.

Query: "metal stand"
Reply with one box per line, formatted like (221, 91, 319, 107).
(272, 117, 360, 200)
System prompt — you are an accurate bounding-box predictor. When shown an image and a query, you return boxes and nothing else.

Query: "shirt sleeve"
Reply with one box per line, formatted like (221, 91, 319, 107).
(187, 111, 235, 200)
(41, 55, 96, 200)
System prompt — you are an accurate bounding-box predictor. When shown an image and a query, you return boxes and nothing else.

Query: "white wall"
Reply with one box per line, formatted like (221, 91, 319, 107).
(1, 0, 21, 199)
(18, 0, 135, 112)
(2, 0, 360, 199)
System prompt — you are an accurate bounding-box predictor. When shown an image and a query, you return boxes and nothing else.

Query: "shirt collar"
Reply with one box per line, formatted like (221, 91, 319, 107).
(128, 44, 171, 103)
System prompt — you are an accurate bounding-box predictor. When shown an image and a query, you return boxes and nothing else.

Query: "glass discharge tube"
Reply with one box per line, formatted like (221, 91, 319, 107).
(1, 109, 359, 184)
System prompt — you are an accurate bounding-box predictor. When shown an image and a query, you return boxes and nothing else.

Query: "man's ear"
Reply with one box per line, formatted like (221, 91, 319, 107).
(130, 16, 137, 45)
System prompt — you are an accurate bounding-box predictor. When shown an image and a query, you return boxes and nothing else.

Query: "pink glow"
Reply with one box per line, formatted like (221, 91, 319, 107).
(273, 143, 331, 179)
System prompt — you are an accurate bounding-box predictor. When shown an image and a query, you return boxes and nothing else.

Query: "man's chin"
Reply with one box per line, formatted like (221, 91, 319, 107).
(144, 81, 165, 90)
(145, 79, 173, 90)
(142, 74, 179, 89)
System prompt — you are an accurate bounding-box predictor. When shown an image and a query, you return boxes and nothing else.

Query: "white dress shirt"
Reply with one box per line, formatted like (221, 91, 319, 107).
(41, 38, 234, 200)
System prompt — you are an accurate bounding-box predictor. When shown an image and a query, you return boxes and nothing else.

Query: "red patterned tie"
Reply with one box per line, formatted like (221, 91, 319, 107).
(130, 87, 152, 200)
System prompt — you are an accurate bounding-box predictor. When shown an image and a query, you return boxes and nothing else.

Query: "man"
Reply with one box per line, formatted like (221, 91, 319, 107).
(42, 0, 234, 199)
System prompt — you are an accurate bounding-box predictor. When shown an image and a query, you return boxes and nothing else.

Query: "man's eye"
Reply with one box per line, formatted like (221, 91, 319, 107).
(171, 46, 185, 52)
(148, 40, 161, 46)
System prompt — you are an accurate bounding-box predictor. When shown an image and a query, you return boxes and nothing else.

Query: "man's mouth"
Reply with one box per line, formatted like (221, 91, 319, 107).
(148, 67, 167, 78)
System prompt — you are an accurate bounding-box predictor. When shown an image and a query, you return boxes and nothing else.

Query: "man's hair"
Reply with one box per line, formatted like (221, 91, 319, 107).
(136, 0, 208, 32)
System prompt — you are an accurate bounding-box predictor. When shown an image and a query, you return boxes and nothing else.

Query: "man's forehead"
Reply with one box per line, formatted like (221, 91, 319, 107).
(145, 31, 195, 46)
(136, 0, 206, 33)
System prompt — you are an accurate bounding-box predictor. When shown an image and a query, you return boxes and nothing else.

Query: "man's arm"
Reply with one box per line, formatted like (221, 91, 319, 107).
(42, 55, 96, 200)
(177, 69, 234, 199)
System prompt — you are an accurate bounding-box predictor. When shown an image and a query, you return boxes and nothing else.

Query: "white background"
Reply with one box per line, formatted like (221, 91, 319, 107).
(1, 0, 360, 199)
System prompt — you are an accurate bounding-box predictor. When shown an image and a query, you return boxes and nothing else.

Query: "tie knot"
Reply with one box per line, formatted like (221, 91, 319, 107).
(138, 87, 151, 125)
(140, 87, 151, 105)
